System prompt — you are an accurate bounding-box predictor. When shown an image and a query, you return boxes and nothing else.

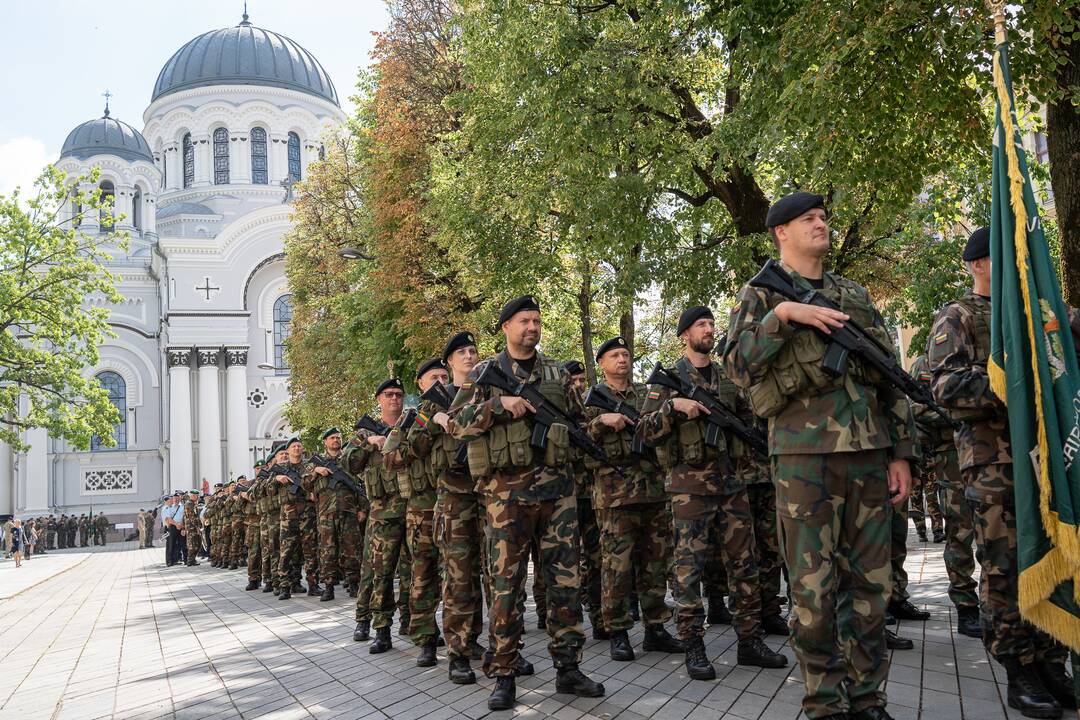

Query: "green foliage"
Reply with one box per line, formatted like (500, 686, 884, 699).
(0, 166, 125, 450)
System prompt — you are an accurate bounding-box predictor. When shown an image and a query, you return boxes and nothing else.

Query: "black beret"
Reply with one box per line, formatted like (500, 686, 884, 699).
(441, 331, 477, 363)
(676, 305, 714, 336)
(320, 427, 341, 440)
(962, 226, 990, 262)
(416, 357, 446, 380)
(498, 295, 540, 325)
(375, 378, 404, 396)
(563, 360, 585, 376)
(173, 491, 183, 496)
(285, 437, 302, 449)
(236, 475, 247, 481)
(765, 191, 828, 229)
(595, 336, 629, 361)
(270, 441, 287, 456)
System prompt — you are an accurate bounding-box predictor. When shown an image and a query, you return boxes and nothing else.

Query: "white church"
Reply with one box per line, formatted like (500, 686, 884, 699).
(0, 12, 346, 520)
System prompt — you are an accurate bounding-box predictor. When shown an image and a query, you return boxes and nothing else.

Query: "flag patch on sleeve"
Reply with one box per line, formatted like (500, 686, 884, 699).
(648, 390, 661, 400)
(934, 333, 948, 345)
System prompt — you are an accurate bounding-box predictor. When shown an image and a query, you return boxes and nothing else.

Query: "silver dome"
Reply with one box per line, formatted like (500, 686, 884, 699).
(59, 111, 155, 164)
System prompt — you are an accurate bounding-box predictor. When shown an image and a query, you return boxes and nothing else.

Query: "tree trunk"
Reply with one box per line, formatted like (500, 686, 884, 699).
(578, 269, 597, 384)
(620, 310, 635, 363)
(1048, 33, 1080, 306)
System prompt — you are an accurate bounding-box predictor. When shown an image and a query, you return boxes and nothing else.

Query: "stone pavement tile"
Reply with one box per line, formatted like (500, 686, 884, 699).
(886, 680, 921, 709)
(726, 690, 770, 719)
(653, 696, 698, 720)
(758, 698, 802, 720)
(922, 669, 959, 694)
(626, 688, 673, 717)
(921, 688, 964, 719)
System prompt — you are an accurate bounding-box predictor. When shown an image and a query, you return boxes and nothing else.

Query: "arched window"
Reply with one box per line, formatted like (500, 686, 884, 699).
(213, 127, 229, 184)
(182, 133, 194, 188)
(132, 187, 142, 231)
(99, 181, 115, 229)
(91, 371, 127, 451)
(250, 127, 268, 184)
(273, 294, 293, 375)
(287, 132, 301, 182)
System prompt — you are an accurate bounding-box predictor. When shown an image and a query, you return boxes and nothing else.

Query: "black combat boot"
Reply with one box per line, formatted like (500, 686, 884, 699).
(536, 612, 547, 630)
(956, 607, 982, 638)
(353, 620, 370, 642)
(186, 559, 199, 567)
(347, 582, 358, 598)
(307, 582, 322, 597)
(399, 615, 411, 636)
(1003, 660, 1061, 719)
(555, 664, 605, 697)
(245, 580, 260, 591)
(916, 526, 928, 543)
(1036, 660, 1078, 710)
(888, 599, 930, 621)
(262, 583, 274, 593)
(885, 628, 913, 650)
(514, 656, 534, 676)
(592, 618, 610, 640)
(291, 581, 305, 594)
(417, 638, 438, 667)
(706, 596, 732, 625)
(761, 614, 789, 636)
(370, 626, 392, 654)
(278, 585, 292, 600)
(684, 637, 716, 680)
(609, 630, 634, 661)
(737, 637, 788, 668)
(488, 676, 516, 710)
(642, 625, 685, 653)
(628, 594, 640, 622)
(320, 584, 335, 602)
(853, 707, 896, 720)
(466, 638, 485, 660)
(449, 656, 475, 684)
(933, 529, 946, 543)
(228, 562, 238, 570)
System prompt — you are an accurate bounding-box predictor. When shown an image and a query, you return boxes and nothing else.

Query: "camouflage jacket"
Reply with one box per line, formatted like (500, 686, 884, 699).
(183, 499, 199, 531)
(306, 452, 366, 514)
(274, 461, 310, 506)
(384, 400, 438, 508)
(734, 388, 770, 486)
(724, 265, 917, 459)
(425, 383, 476, 495)
(584, 381, 666, 508)
(909, 354, 955, 455)
(928, 291, 1010, 470)
(637, 356, 741, 496)
(450, 350, 582, 503)
(344, 430, 405, 520)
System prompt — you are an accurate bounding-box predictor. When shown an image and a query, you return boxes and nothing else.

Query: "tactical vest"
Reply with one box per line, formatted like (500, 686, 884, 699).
(746, 275, 892, 419)
(944, 295, 993, 421)
(364, 456, 401, 501)
(466, 354, 571, 478)
(654, 360, 736, 470)
(584, 382, 656, 472)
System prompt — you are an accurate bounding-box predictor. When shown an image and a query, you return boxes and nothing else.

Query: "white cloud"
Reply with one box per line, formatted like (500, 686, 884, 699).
(0, 136, 54, 198)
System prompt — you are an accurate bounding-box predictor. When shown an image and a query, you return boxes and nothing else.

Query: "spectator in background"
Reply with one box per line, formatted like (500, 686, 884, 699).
(10, 519, 24, 567)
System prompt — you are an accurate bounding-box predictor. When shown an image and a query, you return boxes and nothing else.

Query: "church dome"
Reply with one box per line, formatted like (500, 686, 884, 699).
(151, 14, 339, 106)
(60, 110, 155, 164)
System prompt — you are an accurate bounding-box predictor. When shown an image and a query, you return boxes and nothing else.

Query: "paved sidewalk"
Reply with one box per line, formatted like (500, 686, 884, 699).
(0, 529, 1023, 719)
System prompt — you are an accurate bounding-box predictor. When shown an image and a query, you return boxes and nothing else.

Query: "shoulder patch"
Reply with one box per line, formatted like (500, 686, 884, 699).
(934, 332, 948, 345)
(730, 302, 742, 315)
(648, 390, 661, 400)
(461, 382, 473, 389)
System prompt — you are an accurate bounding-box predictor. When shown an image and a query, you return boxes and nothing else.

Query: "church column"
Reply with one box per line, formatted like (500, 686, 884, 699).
(114, 184, 134, 231)
(0, 439, 12, 515)
(78, 180, 100, 234)
(167, 347, 193, 492)
(224, 347, 250, 480)
(164, 143, 181, 191)
(23, 427, 49, 513)
(193, 133, 212, 187)
(233, 131, 251, 184)
(196, 347, 223, 487)
(270, 133, 289, 188)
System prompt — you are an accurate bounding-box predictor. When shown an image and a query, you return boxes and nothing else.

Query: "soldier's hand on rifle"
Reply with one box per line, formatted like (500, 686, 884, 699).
(598, 412, 631, 431)
(671, 398, 710, 419)
(314, 466, 331, 477)
(367, 435, 387, 450)
(433, 412, 451, 432)
(275, 474, 291, 484)
(775, 301, 849, 333)
(500, 396, 535, 418)
(887, 458, 913, 507)
(356, 510, 367, 523)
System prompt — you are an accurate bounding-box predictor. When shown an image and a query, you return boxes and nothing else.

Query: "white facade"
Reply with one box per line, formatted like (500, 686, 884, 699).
(0, 17, 346, 519)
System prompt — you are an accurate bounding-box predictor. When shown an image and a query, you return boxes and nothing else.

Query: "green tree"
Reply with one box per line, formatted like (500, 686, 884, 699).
(0, 166, 124, 449)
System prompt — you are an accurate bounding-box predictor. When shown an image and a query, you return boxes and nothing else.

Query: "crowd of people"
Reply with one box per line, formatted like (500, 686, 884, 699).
(1, 512, 111, 563)
(154, 192, 1075, 720)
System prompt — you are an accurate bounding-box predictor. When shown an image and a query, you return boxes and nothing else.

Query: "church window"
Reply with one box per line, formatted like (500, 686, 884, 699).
(287, 132, 301, 182)
(91, 371, 127, 451)
(250, 127, 267, 184)
(132, 187, 141, 231)
(273, 294, 293, 375)
(213, 127, 230, 185)
(182, 133, 194, 188)
(99, 181, 115, 229)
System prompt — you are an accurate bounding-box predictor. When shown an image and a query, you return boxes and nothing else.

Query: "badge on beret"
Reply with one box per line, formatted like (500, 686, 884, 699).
(934, 333, 948, 345)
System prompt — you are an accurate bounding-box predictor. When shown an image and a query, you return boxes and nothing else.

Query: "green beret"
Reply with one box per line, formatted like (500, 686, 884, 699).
(321, 427, 342, 440)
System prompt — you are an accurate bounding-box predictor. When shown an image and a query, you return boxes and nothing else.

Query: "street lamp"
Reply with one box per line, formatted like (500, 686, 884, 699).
(337, 246, 367, 261)
(256, 362, 287, 371)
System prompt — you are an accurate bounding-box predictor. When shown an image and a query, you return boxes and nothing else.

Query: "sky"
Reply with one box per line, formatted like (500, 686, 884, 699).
(0, 0, 390, 197)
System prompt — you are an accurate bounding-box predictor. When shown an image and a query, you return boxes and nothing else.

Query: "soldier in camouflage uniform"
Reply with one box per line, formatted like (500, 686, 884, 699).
(184, 489, 202, 565)
(242, 463, 265, 590)
(298, 468, 322, 596)
(58, 515, 68, 549)
(907, 457, 944, 542)
(346, 379, 412, 653)
(384, 359, 451, 667)
(309, 428, 367, 601)
(78, 514, 90, 547)
(725, 192, 916, 720)
(260, 444, 286, 594)
(230, 478, 249, 570)
(276, 438, 315, 598)
(95, 513, 109, 545)
(585, 336, 685, 661)
(929, 227, 1071, 717)
(450, 296, 604, 710)
(46, 516, 56, 550)
(910, 354, 980, 638)
(639, 306, 785, 681)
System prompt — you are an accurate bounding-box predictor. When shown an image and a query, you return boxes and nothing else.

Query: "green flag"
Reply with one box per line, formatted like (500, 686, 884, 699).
(988, 29, 1080, 649)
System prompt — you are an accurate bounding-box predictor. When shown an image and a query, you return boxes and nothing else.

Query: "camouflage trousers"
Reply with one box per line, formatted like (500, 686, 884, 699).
(484, 493, 585, 677)
(597, 501, 671, 632)
(435, 491, 488, 661)
(748, 482, 784, 618)
(369, 515, 413, 629)
(218, 522, 232, 564)
(260, 512, 280, 588)
(670, 490, 761, 642)
(935, 449, 978, 610)
(355, 519, 374, 622)
(909, 464, 944, 535)
(185, 524, 201, 560)
(317, 506, 362, 587)
(300, 504, 319, 583)
(210, 521, 221, 562)
(529, 535, 547, 621)
(245, 517, 261, 582)
(406, 497, 441, 645)
(279, 501, 318, 587)
(964, 463, 1067, 665)
(231, 517, 245, 565)
(774, 450, 891, 719)
(577, 497, 603, 627)
(889, 501, 911, 603)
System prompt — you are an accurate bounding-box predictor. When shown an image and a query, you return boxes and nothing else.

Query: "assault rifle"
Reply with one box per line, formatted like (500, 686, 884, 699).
(354, 414, 389, 436)
(473, 361, 624, 477)
(645, 363, 770, 457)
(749, 259, 957, 429)
(420, 381, 469, 466)
(582, 384, 646, 456)
(309, 453, 363, 496)
(271, 461, 304, 496)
